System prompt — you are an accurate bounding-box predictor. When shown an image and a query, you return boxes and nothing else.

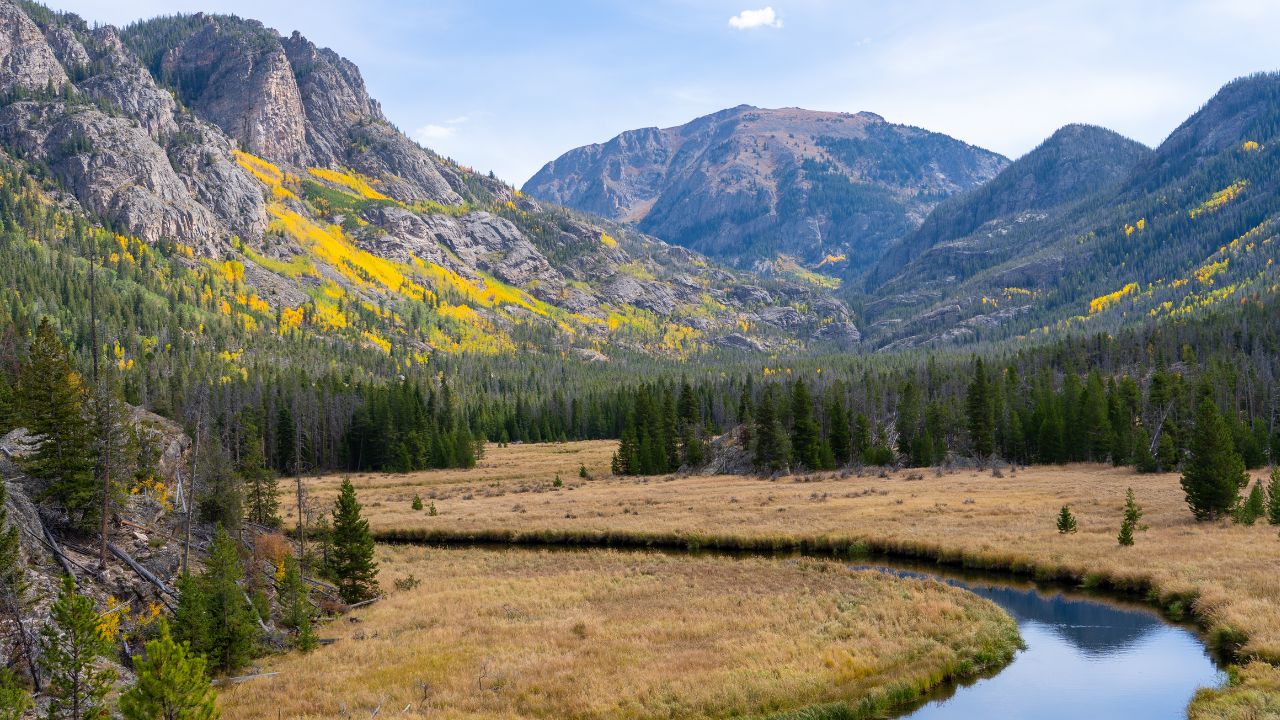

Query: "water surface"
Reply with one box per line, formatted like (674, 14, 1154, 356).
(870, 565, 1226, 719)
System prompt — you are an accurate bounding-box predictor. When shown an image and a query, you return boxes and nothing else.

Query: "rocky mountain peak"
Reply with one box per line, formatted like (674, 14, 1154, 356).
(0, 0, 69, 95)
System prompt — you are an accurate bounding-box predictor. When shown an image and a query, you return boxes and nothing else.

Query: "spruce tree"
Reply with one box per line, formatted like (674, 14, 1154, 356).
(1118, 488, 1143, 547)
(826, 393, 851, 466)
(277, 555, 316, 651)
(201, 528, 259, 674)
(17, 319, 97, 530)
(240, 431, 279, 529)
(197, 442, 242, 535)
(1268, 467, 1280, 526)
(1237, 480, 1266, 526)
(965, 358, 994, 461)
(329, 479, 379, 604)
(753, 386, 789, 473)
(119, 620, 218, 720)
(411, 494, 423, 511)
(1056, 505, 1077, 534)
(40, 575, 116, 720)
(789, 379, 821, 471)
(1080, 372, 1112, 461)
(1181, 389, 1247, 520)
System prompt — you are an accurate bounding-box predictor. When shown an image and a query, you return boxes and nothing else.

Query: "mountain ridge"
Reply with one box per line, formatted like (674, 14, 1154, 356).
(524, 104, 1009, 279)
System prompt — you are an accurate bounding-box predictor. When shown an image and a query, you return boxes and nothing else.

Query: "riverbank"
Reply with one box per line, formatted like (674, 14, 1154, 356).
(217, 546, 1020, 719)
(285, 440, 1280, 717)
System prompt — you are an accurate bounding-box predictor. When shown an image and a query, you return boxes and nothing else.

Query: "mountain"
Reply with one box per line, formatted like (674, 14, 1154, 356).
(862, 73, 1280, 349)
(0, 1, 860, 361)
(866, 124, 1152, 292)
(523, 105, 1008, 282)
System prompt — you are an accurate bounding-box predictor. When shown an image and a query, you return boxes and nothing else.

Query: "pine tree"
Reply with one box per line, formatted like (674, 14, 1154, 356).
(1268, 467, 1280, 526)
(197, 442, 242, 534)
(965, 358, 994, 461)
(171, 573, 209, 658)
(1118, 488, 1143, 547)
(329, 479, 379, 604)
(1236, 480, 1266, 526)
(201, 528, 259, 674)
(826, 393, 851, 466)
(17, 319, 97, 530)
(1056, 505, 1077, 534)
(277, 555, 316, 652)
(753, 386, 789, 473)
(1080, 372, 1112, 461)
(240, 430, 279, 529)
(40, 575, 116, 720)
(789, 379, 821, 471)
(411, 494, 423, 511)
(118, 620, 218, 720)
(0, 668, 32, 720)
(1181, 389, 1247, 520)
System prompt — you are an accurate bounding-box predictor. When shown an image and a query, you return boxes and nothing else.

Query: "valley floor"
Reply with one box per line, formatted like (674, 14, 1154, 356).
(275, 440, 1280, 718)
(217, 545, 1017, 719)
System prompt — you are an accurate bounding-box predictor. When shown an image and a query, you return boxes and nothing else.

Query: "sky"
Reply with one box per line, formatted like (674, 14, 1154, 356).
(50, 0, 1280, 186)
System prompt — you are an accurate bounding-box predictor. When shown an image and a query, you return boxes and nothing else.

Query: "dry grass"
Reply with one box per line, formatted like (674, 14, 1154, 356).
(290, 441, 1280, 664)
(218, 546, 1018, 719)
(1190, 662, 1280, 719)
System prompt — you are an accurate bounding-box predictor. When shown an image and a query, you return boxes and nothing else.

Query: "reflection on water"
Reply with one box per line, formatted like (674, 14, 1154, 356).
(864, 567, 1227, 720)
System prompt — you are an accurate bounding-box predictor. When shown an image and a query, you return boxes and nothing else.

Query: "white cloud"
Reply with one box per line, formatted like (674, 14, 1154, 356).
(729, 7, 782, 30)
(415, 124, 457, 141)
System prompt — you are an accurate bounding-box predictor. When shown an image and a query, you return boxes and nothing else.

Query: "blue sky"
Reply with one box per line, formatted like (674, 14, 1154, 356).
(53, 0, 1280, 185)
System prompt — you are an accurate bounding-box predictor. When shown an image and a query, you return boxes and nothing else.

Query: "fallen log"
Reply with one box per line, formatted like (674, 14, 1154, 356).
(108, 542, 177, 599)
(39, 516, 77, 579)
(213, 671, 279, 686)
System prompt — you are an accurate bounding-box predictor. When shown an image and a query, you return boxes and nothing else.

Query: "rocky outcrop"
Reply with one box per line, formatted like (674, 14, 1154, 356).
(0, 101, 228, 251)
(159, 14, 312, 166)
(0, 0, 68, 95)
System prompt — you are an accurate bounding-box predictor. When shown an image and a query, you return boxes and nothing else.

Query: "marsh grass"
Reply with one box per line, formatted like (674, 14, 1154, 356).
(287, 441, 1280, 662)
(217, 547, 1019, 719)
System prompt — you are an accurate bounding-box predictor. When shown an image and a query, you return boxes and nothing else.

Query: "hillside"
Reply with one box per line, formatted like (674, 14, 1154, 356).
(523, 105, 1008, 282)
(859, 73, 1280, 349)
(0, 1, 859, 364)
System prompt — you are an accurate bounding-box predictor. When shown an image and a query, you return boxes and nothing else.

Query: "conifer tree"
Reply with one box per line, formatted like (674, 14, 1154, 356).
(196, 442, 241, 535)
(200, 528, 259, 674)
(411, 494, 423, 511)
(1181, 388, 1247, 520)
(966, 358, 994, 461)
(1080, 372, 1112, 461)
(277, 555, 316, 651)
(171, 573, 209, 658)
(1268, 467, 1280, 526)
(1056, 505, 1077, 534)
(40, 575, 116, 720)
(329, 479, 379, 603)
(1237, 480, 1266, 526)
(239, 430, 279, 529)
(852, 413, 872, 464)
(119, 620, 218, 720)
(0, 669, 32, 720)
(1118, 488, 1143, 546)
(790, 379, 821, 471)
(17, 319, 97, 530)
(826, 391, 851, 467)
(753, 386, 789, 472)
